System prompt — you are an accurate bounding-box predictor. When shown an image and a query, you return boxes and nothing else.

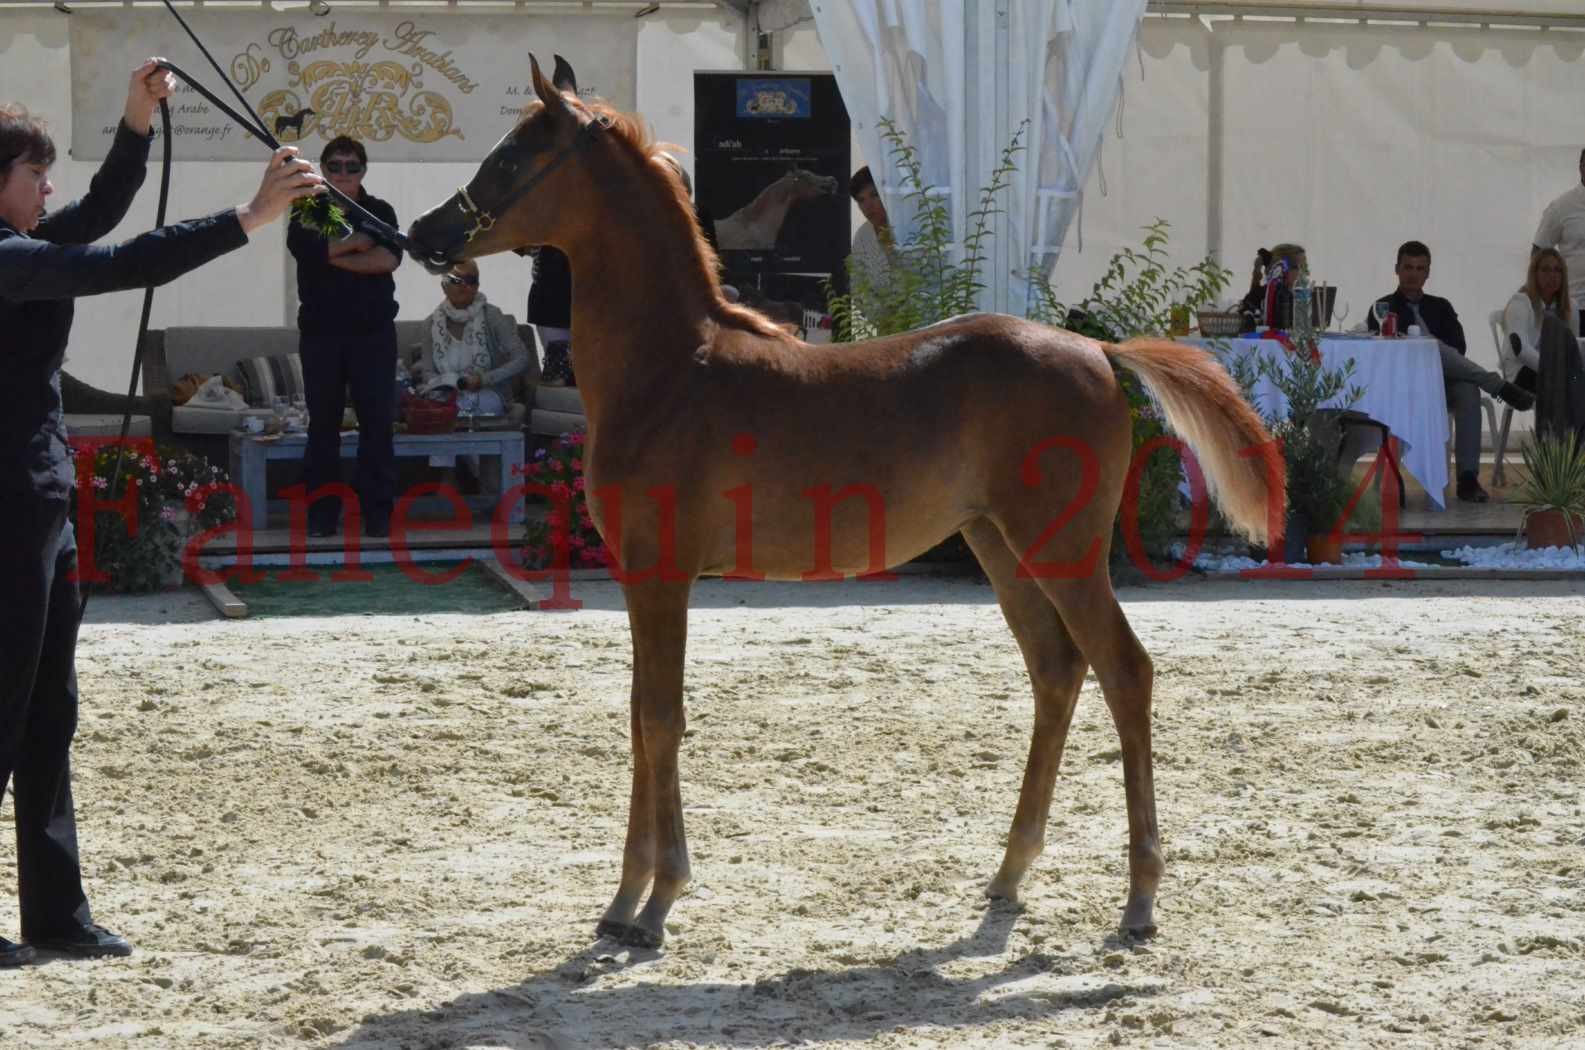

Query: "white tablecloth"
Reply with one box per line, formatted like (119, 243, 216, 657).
(1190, 334, 1451, 510)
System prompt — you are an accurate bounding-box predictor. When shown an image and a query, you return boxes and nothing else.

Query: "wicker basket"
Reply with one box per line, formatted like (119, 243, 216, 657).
(1195, 310, 1245, 338)
(403, 392, 459, 434)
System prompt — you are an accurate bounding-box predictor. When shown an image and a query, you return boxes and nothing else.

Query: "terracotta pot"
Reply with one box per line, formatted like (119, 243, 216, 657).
(1524, 509, 1585, 550)
(1306, 532, 1344, 565)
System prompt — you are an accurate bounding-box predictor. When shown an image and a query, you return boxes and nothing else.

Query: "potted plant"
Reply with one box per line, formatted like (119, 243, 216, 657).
(1238, 334, 1363, 564)
(1512, 429, 1585, 550)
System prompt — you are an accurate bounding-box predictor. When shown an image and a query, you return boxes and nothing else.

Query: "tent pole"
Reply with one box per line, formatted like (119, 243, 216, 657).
(993, 0, 1011, 315)
(1205, 29, 1225, 270)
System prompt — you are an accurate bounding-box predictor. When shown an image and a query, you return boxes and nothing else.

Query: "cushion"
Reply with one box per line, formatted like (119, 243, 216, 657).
(236, 353, 306, 408)
(164, 327, 299, 380)
(535, 385, 584, 415)
(172, 404, 273, 435)
(64, 413, 153, 439)
(529, 408, 586, 437)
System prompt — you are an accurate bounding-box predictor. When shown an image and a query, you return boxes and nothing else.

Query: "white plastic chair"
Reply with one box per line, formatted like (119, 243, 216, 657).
(1486, 309, 1529, 487)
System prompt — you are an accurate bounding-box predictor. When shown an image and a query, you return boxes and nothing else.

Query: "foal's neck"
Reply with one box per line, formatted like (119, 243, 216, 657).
(562, 170, 720, 424)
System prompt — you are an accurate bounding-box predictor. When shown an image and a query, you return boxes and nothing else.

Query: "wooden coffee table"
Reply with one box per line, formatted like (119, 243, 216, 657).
(228, 427, 526, 529)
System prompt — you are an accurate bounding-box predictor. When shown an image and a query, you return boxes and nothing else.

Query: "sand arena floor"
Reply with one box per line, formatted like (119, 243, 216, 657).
(2, 576, 1583, 1049)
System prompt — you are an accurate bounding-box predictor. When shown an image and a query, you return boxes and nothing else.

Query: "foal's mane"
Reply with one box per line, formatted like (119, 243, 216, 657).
(522, 96, 796, 343)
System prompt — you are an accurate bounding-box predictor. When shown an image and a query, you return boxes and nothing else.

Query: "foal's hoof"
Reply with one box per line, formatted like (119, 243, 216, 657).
(620, 924, 664, 950)
(1119, 922, 1158, 943)
(594, 919, 632, 942)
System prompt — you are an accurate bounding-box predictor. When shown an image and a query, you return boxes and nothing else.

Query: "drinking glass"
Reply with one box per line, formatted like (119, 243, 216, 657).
(1333, 301, 1350, 331)
(1371, 300, 1391, 333)
(290, 392, 307, 427)
(270, 395, 289, 431)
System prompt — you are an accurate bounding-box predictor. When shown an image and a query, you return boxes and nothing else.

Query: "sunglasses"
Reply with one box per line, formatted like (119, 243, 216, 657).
(443, 273, 480, 287)
(324, 161, 364, 175)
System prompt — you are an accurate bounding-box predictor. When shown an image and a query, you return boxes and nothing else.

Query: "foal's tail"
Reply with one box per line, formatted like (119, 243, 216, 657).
(1104, 339, 1283, 544)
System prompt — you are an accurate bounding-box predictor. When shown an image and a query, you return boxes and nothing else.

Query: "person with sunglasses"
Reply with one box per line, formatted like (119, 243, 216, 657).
(287, 135, 403, 538)
(1, 61, 322, 967)
(417, 260, 532, 418)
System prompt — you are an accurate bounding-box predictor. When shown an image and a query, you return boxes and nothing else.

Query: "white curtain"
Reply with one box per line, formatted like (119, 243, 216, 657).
(810, 0, 1146, 314)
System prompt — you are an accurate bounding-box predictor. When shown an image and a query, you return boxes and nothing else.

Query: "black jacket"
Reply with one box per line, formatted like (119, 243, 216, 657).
(0, 121, 249, 499)
(1367, 289, 1467, 355)
(287, 188, 400, 336)
(526, 246, 571, 328)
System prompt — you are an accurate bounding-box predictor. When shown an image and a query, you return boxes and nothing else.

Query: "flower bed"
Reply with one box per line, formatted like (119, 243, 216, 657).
(69, 440, 237, 592)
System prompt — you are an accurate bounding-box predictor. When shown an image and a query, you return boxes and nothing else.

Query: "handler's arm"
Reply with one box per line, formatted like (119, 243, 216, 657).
(0, 148, 319, 301)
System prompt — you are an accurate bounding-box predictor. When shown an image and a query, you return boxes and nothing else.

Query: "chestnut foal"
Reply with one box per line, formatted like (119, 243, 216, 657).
(408, 58, 1282, 949)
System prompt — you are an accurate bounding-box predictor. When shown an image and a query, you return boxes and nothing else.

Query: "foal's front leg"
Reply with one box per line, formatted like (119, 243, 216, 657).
(596, 690, 655, 940)
(612, 580, 693, 949)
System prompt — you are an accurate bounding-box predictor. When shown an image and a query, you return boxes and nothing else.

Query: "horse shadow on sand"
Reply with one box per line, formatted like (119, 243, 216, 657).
(332, 906, 1159, 1049)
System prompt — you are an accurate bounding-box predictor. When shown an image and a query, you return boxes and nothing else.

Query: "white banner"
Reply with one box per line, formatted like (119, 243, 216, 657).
(68, 12, 638, 162)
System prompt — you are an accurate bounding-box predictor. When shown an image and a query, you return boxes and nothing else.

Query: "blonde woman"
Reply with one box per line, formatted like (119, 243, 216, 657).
(418, 259, 532, 416)
(1503, 248, 1585, 435)
(1502, 248, 1577, 385)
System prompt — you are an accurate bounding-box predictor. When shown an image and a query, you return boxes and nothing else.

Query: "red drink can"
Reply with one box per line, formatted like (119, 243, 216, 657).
(1381, 311, 1398, 338)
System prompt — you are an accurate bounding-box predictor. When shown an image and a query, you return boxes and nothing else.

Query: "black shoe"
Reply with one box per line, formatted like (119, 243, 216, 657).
(364, 520, 391, 539)
(0, 936, 36, 967)
(1457, 472, 1490, 503)
(1497, 382, 1536, 412)
(28, 922, 132, 959)
(308, 524, 338, 539)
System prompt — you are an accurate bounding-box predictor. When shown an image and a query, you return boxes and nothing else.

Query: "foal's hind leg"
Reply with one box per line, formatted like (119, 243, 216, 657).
(1022, 566, 1163, 939)
(961, 520, 1089, 903)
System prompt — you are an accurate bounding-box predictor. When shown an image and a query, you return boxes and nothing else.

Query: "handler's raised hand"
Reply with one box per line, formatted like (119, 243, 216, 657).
(123, 57, 177, 136)
(236, 147, 324, 234)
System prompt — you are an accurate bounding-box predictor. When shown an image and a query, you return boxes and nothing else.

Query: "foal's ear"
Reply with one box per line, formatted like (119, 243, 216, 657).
(529, 54, 570, 119)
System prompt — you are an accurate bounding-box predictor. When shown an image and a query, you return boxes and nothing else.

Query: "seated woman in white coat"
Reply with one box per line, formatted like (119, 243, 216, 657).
(418, 259, 532, 417)
(1503, 248, 1585, 437)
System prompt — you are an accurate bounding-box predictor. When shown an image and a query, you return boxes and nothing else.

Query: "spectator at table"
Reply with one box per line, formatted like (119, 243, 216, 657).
(418, 259, 531, 418)
(1530, 146, 1585, 333)
(1503, 248, 1585, 438)
(1239, 243, 1305, 327)
(1367, 240, 1535, 503)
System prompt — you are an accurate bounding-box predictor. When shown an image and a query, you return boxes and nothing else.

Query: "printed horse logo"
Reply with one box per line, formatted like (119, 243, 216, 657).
(714, 167, 839, 251)
(273, 107, 317, 140)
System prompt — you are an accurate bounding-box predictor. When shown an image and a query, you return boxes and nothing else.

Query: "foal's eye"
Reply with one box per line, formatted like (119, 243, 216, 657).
(498, 158, 518, 175)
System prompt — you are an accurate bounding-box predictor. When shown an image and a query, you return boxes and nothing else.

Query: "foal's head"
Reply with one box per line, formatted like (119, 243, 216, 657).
(406, 55, 707, 280)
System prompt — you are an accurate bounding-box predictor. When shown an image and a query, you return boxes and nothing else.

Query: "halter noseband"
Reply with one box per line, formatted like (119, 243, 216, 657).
(455, 114, 612, 246)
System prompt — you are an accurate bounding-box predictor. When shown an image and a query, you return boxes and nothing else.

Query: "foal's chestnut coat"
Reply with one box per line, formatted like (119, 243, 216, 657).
(409, 58, 1282, 948)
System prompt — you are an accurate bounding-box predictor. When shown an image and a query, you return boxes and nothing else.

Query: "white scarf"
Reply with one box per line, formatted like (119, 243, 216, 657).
(429, 292, 493, 382)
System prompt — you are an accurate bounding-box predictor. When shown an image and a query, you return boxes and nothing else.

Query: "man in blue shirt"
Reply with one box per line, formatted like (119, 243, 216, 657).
(287, 136, 402, 537)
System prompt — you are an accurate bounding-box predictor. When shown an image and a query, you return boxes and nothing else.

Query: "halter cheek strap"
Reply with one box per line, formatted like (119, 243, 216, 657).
(456, 115, 612, 245)
(455, 185, 494, 243)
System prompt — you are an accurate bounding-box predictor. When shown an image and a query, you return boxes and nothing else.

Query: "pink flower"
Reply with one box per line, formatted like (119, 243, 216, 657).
(572, 477, 585, 493)
(572, 458, 583, 472)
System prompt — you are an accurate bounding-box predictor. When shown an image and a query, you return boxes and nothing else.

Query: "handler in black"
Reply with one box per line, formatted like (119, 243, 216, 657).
(287, 135, 402, 538)
(0, 60, 323, 967)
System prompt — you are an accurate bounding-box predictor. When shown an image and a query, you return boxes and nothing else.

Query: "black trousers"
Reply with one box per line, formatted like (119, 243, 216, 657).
(299, 323, 398, 531)
(0, 494, 92, 938)
(1535, 312, 1585, 440)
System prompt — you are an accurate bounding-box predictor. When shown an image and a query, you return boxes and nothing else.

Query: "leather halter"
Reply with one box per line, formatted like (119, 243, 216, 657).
(454, 114, 612, 246)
